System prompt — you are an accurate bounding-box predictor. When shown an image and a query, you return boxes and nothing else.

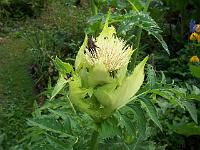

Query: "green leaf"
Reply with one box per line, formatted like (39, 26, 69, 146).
(128, 104, 146, 136)
(117, 12, 169, 54)
(186, 94, 200, 102)
(140, 97, 162, 130)
(150, 89, 178, 105)
(32, 100, 41, 118)
(46, 135, 75, 150)
(130, 138, 157, 150)
(75, 35, 88, 71)
(114, 56, 148, 109)
(40, 99, 67, 110)
(50, 74, 68, 100)
(172, 123, 200, 137)
(27, 117, 74, 138)
(182, 101, 198, 124)
(88, 11, 169, 54)
(161, 71, 166, 84)
(48, 109, 72, 133)
(94, 56, 148, 110)
(119, 112, 136, 136)
(189, 65, 200, 78)
(128, 0, 145, 11)
(87, 62, 114, 88)
(48, 108, 70, 121)
(69, 75, 102, 118)
(99, 118, 120, 139)
(97, 12, 116, 40)
(0, 133, 5, 145)
(192, 85, 200, 95)
(147, 64, 156, 89)
(53, 57, 74, 75)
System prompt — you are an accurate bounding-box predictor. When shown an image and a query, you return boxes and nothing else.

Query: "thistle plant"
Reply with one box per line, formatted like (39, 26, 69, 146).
(24, 1, 200, 149)
(58, 20, 147, 121)
(49, 19, 148, 149)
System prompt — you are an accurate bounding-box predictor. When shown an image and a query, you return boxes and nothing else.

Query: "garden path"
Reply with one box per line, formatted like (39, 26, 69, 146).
(0, 38, 35, 148)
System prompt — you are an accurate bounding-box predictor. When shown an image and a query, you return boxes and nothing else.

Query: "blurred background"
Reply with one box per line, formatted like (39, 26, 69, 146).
(0, 0, 200, 149)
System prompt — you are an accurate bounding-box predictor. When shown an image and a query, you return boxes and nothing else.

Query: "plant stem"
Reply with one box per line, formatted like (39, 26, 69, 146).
(129, 0, 152, 70)
(129, 28, 142, 70)
(90, 129, 99, 150)
(91, 0, 98, 15)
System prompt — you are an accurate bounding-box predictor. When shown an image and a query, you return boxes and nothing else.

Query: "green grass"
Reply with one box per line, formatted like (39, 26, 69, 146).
(0, 38, 35, 149)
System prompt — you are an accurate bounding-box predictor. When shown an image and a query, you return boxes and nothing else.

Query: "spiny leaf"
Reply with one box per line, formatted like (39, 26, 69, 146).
(27, 117, 74, 138)
(128, 103, 146, 136)
(32, 100, 41, 118)
(189, 64, 200, 78)
(46, 135, 75, 150)
(161, 71, 166, 84)
(50, 75, 69, 100)
(128, 0, 141, 12)
(119, 12, 169, 54)
(172, 123, 200, 137)
(115, 108, 137, 136)
(99, 118, 120, 139)
(50, 74, 68, 100)
(88, 12, 169, 54)
(48, 109, 72, 133)
(120, 114, 136, 136)
(182, 101, 198, 124)
(140, 97, 162, 130)
(147, 64, 156, 89)
(53, 57, 74, 75)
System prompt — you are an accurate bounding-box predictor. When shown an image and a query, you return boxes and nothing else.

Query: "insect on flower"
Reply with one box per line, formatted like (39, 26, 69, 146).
(87, 37, 99, 57)
(64, 72, 72, 80)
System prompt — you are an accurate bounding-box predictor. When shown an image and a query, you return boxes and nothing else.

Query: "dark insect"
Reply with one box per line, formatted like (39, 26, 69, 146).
(64, 72, 72, 80)
(109, 70, 118, 78)
(87, 37, 99, 56)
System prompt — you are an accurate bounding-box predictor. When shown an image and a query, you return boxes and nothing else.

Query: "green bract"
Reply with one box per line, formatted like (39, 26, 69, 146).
(67, 22, 148, 120)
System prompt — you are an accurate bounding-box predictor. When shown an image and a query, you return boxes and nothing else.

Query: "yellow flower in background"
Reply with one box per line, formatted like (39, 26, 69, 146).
(195, 24, 200, 33)
(190, 56, 199, 63)
(189, 32, 200, 43)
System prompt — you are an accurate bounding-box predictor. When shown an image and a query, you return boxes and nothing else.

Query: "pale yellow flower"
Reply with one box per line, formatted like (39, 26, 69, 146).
(85, 28, 133, 72)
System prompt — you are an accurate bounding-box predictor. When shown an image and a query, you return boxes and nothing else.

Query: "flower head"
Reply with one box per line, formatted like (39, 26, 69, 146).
(195, 24, 200, 33)
(189, 32, 200, 43)
(190, 56, 199, 63)
(85, 32, 132, 72)
(69, 20, 148, 118)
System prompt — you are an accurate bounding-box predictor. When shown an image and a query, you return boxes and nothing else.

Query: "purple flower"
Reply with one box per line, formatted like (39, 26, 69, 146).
(189, 19, 196, 33)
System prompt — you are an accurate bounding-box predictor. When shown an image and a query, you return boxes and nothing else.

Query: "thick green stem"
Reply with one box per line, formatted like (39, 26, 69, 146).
(129, 29, 142, 69)
(129, 0, 152, 70)
(90, 129, 99, 150)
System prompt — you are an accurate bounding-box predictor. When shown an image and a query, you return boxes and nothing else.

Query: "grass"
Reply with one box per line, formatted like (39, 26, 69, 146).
(0, 38, 36, 149)
(0, 1, 90, 149)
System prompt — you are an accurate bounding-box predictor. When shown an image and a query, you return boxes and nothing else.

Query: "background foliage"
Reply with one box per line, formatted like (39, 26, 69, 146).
(0, 0, 200, 149)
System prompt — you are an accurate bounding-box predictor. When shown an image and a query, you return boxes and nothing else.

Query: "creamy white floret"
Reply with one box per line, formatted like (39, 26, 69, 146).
(85, 35, 133, 72)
